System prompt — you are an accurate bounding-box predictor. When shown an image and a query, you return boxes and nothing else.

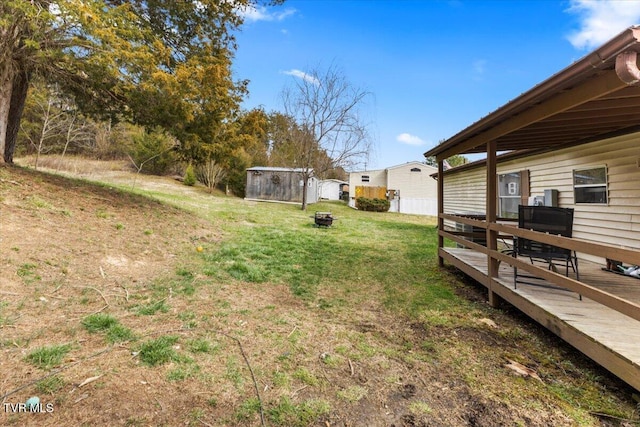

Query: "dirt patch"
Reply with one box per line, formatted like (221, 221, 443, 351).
(0, 166, 219, 426)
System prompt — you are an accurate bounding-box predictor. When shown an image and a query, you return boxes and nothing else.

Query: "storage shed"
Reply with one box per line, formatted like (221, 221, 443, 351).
(245, 167, 318, 205)
(319, 179, 348, 201)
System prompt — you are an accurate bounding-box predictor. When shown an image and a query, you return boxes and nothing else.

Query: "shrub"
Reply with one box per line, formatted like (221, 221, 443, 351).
(355, 197, 390, 212)
(195, 159, 226, 192)
(128, 127, 176, 175)
(183, 164, 196, 186)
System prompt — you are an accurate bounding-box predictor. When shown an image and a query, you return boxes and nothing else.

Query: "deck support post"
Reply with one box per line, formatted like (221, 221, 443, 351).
(437, 159, 444, 267)
(486, 140, 501, 308)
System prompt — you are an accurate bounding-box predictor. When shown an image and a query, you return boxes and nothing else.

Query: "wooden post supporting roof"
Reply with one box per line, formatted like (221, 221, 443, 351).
(438, 160, 444, 267)
(486, 140, 500, 308)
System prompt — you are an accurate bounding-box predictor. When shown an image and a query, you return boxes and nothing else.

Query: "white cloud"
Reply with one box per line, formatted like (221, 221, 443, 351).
(282, 69, 320, 85)
(240, 6, 296, 23)
(473, 59, 487, 75)
(566, 0, 640, 50)
(472, 59, 487, 81)
(396, 133, 425, 146)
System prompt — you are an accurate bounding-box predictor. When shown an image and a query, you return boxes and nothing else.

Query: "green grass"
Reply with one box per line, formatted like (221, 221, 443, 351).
(337, 385, 368, 402)
(167, 363, 200, 382)
(200, 202, 449, 308)
(187, 338, 216, 354)
(36, 375, 65, 394)
(17, 263, 41, 284)
(134, 299, 170, 316)
(170, 272, 197, 296)
(106, 324, 136, 343)
(266, 397, 331, 427)
(0, 301, 16, 327)
(233, 397, 261, 422)
(409, 400, 433, 415)
(27, 195, 53, 210)
(82, 314, 119, 332)
(82, 314, 136, 343)
(292, 367, 319, 386)
(26, 166, 637, 426)
(136, 335, 184, 367)
(25, 344, 72, 370)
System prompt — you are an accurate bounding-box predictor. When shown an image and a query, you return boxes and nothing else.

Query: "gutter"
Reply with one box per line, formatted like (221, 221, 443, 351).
(424, 26, 640, 158)
(429, 122, 640, 180)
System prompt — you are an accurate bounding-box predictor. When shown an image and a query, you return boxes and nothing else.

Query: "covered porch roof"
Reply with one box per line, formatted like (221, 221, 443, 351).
(424, 26, 640, 161)
(426, 27, 640, 392)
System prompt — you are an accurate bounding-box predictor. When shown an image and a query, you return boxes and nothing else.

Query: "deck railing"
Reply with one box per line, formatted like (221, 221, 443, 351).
(439, 213, 640, 322)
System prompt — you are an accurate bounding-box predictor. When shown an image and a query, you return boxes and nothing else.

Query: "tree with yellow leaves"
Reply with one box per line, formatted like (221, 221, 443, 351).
(0, 0, 282, 164)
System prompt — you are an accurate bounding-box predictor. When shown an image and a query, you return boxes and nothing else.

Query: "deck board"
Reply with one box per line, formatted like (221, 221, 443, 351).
(442, 247, 640, 390)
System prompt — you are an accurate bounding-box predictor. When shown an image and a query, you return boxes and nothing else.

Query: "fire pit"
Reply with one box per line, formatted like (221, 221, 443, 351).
(314, 212, 334, 227)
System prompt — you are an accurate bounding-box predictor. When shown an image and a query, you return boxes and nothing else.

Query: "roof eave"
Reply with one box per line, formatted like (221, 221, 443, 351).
(424, 26, 640, 159)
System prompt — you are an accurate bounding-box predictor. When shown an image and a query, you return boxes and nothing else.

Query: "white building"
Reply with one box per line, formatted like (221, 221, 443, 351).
(348, 161, 438, 216)
(318, 179, 348, 201)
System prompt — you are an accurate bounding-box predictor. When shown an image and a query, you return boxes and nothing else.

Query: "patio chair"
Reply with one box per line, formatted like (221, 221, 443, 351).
(513, 205, 580, 296)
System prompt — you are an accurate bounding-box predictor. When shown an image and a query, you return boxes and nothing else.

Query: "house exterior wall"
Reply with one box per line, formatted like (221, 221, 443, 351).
(387, 162, 438, 216)
(348, 169, 387, 208)
(442, 132, 640, 259)
(387, 162, 438, 199)
(348, 162, 438, 215)
(443, 167, 486, 216)
(349, 169, 387, 189)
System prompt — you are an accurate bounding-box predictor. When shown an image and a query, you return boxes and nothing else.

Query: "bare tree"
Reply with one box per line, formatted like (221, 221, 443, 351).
(20, 92, 65, 170)
(196, 158, 227, 193)
(58, 112, 95, 167)
(281, 64, 373, 210)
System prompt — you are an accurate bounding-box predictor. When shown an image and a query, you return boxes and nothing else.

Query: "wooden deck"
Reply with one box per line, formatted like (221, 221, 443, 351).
(441, 247, 640, 391)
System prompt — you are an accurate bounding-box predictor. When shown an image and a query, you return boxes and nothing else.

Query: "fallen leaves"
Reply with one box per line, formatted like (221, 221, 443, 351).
(78, 374, 103, 388)
(478, 318, 498, 328)
(505, 359, 543, 382)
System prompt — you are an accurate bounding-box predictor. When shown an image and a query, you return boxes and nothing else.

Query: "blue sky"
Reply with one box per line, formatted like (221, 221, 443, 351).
(232, 0, 640, 170)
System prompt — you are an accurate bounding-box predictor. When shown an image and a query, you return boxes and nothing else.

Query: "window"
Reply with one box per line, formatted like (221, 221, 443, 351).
(574, 166, 607, 204)
(361, 175, 370, 183)
(410, 167, 421, 172)
(498, 172, 521, 219)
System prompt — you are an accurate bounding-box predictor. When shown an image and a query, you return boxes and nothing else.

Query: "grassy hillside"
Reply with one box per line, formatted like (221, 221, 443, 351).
(0, 160, 638, 426)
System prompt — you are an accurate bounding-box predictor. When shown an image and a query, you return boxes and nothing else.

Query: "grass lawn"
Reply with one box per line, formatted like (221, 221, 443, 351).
(1, 158, 638, 426)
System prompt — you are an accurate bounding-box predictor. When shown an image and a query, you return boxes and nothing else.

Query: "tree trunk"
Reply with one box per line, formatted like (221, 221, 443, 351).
(301, 175, 308, 211)
(5, 69, 30, 164)
(0, 66, 13, 164)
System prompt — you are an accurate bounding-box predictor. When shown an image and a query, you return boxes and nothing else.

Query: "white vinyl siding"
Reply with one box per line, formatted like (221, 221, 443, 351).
(442, 131, 640, 259)
(443, 167, 486, 215)
(349, 162, 438, 215)
(349, 169, 386, 189)
(442, 167, 486, 230)
(387, 163, 438, 199)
